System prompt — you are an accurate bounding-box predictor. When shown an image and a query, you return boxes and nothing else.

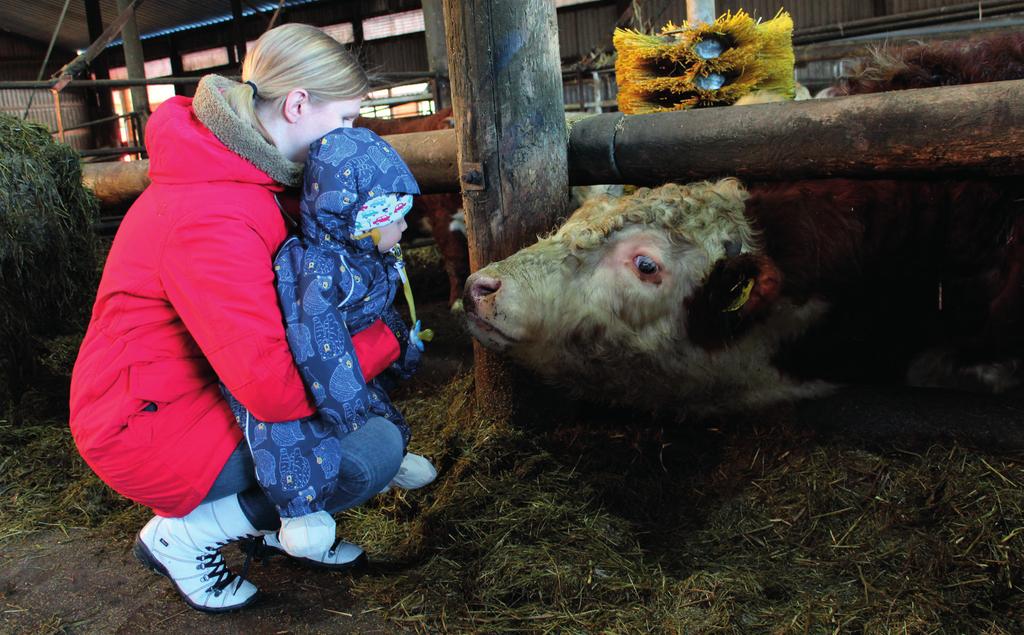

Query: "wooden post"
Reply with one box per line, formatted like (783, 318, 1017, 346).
(351, 1, 364, 45)
(421, 0, 450, 110)
(84, 0, 118, 148)
(230, 0, 247, 67)
(115, 0, 149, 131)
(442, 0, 569, 410)
(168, 36, 186, 97)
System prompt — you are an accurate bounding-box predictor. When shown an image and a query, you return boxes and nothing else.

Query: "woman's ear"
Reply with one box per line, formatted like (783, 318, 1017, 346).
(281, 88, 311, 124)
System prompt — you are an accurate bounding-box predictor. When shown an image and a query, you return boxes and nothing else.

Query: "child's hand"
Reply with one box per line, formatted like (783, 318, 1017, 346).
(409, 320, 433, 351)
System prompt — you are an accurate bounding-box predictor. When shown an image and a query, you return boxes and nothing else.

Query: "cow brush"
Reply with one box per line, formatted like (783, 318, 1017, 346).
(613, 9, 795, 114)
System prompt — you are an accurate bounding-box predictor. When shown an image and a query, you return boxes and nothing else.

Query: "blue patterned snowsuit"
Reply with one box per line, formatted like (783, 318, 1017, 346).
(223, 127, 421, 518)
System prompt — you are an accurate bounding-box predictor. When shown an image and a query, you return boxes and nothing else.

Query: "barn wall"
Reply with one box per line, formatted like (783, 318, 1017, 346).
(362, 33, 430, 73)
(557, 2, 619, 61)
(2, 0, 1012, 143)
(887, 0, 977, 12)
(655, 1, 878, 29)
(0, 33, 92, 150)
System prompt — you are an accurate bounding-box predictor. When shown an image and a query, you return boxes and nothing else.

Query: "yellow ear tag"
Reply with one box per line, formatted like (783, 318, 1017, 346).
(723, 278, 755, 312)
(352, 228, 382, 245)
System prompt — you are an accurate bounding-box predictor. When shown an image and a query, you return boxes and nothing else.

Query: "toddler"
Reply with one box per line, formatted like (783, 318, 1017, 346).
(224, 127, 436, 562)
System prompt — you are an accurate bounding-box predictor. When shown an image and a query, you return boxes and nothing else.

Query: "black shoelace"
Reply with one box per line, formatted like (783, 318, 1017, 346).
(237, 536, 264, 591)
(196, 541, 241, 596)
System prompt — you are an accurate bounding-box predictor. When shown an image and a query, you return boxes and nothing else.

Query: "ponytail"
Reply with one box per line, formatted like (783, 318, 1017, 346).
(224, 23, 370, 143)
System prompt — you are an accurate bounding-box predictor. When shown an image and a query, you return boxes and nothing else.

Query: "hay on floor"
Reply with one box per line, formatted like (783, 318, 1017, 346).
(4, 331, 1024, 632)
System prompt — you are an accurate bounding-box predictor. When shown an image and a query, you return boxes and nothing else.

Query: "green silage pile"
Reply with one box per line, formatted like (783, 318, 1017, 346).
(0, 114, 100, 400)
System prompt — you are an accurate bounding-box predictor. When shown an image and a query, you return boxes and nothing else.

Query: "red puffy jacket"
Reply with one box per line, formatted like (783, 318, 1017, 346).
(70, 94, 399, 517)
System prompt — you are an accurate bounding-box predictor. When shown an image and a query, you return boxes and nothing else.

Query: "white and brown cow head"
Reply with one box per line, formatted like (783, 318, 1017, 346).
(463, 179, 832, 413)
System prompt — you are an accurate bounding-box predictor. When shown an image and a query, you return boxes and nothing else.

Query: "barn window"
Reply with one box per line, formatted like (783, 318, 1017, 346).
(181, 47, 230, 72)
(361, 82, 434, 119)
(362, 9, 425, 40)
(321, 22, 355, 44)
(109, 58, 176, 111)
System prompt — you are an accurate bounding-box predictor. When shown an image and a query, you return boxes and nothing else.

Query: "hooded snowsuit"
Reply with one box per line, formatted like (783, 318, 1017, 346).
(224, 127, 422, 518)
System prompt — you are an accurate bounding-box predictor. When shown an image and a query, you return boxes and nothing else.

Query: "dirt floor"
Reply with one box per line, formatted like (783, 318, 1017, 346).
(0, 527, 405, 634)
(5, 263, 1024, 633)
(0, 298, 468, 635)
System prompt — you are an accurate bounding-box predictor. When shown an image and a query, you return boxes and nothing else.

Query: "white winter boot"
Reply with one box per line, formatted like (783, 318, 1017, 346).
(262, 510, 366, 571)
(380, 452, 437, 493)
(133, 494, 265, 613)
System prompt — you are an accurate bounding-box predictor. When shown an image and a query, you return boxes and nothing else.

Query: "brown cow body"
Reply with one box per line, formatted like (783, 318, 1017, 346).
(835, 32, 1024, 96)
(463, 178, 1024, 413)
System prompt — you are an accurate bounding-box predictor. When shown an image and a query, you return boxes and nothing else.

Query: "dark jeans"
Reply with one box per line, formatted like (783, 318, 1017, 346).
(203, 416, 403, 530)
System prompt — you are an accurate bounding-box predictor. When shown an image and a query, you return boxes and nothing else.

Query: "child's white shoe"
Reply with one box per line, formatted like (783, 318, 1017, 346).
(381, 452, 437, 493)
(278, 511, 336, 561)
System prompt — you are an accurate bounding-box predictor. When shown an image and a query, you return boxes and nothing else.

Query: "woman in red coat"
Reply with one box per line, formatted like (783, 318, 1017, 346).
(70, 24, 406, 613)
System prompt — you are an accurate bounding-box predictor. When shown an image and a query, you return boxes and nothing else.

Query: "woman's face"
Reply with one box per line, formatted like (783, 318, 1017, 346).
(265, 92, 363, 162)
(292, 96, 363, 161)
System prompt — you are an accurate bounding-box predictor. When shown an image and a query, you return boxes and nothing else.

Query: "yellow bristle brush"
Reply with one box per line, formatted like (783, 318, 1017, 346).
(614, 9, 794, 114)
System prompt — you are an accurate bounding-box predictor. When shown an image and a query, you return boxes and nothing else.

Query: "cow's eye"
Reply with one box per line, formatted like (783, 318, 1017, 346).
(634, 255, 659, 275)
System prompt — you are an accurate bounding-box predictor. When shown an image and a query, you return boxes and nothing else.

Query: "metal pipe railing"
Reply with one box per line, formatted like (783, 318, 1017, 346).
(794, 1, 1024, 44)
(61, 110, 141, 133)
(80, 146, 146, 157)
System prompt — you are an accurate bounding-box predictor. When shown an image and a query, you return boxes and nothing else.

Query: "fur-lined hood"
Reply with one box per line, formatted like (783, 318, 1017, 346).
(189, 74, 303, 187)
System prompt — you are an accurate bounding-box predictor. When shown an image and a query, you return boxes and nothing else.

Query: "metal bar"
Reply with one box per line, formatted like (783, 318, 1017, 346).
(267, 0, 286, 30)
(51, 89, 65, 141)
(1, 74, 441, 90)
(798, 0, 1018, 36)
(1, 77, 203, 89)
(21, 0, 72, 118)
(364, 92, 434, 107)
(59, 111, 139, 133)
(230, 0, 247, 65)
(563, 99, 619, 111)
(795, 22, 1024, 64)
(54, 0, 146, 82)
(79, 146, 146, 157)
(794, 1, 1024, 44)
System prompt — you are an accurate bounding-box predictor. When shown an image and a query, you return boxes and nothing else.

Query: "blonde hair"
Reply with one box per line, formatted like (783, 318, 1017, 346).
(225, 23, 369, 142)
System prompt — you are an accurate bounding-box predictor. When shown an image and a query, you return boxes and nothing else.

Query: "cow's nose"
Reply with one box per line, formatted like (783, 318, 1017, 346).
(464, 274, 501, 311)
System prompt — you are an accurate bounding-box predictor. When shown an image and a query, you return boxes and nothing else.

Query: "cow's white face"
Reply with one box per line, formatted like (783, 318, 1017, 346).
(463, 180, 828, 412)
(466, 225, 707, 373)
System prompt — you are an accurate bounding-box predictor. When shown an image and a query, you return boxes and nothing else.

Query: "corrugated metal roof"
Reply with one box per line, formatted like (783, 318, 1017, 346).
(0, 0, 337, 51)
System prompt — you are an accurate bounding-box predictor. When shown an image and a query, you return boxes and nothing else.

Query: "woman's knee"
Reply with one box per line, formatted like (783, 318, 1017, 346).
(367, 416, 405, 468)
(347, 417, 403, 486)
(326, 417, 404, 513)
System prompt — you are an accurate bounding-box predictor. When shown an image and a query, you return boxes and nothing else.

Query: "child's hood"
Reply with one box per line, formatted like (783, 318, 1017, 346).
(300, 127, 420, 252)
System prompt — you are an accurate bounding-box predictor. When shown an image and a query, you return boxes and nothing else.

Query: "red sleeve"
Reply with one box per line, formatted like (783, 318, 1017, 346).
(351, 319, 401, 382)
(160, 210, 316, 422)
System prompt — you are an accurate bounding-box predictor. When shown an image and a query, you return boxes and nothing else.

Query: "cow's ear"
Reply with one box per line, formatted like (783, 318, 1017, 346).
(684, 254, 783, 350)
